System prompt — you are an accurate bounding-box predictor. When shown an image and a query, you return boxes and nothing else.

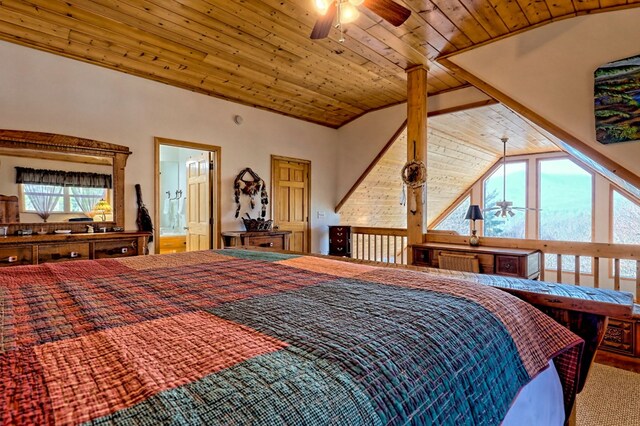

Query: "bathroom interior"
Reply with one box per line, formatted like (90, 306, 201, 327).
(158, 145, 209, 254)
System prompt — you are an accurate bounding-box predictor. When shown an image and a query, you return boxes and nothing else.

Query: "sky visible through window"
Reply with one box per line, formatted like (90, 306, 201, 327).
(540, 159, 592, 273)
(483, 162, 526, 238)
(613, 190, 640, 279)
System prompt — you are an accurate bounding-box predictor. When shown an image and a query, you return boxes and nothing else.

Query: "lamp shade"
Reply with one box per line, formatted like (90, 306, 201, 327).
(92, 199, 112, 221)
(465, 204, 484, 221)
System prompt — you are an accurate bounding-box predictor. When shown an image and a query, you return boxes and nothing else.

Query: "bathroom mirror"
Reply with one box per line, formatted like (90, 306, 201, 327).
(0, 130, 130, 232)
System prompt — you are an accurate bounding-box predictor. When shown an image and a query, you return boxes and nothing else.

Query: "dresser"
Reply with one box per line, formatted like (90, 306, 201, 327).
(0, 231, 150, 267)
(328, 225, 351, 257)
(221, 231, 291, 250)
(412, 242, 541, 280)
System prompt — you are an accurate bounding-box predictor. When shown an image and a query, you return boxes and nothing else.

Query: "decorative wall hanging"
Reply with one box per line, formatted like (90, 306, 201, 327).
(234, 167, 268, 218)
(594, 54, 640, 144)
(400, 140, 427, 215)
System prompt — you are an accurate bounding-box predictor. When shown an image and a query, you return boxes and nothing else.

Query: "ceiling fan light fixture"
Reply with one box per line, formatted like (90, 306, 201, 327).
(508, 210, 515, 217)
(314, 0, 330, 14)
(340, 2, 360, 23)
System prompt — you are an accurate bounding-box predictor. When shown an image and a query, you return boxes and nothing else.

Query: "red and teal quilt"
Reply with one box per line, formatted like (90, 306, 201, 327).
(0, 249, 583, 425)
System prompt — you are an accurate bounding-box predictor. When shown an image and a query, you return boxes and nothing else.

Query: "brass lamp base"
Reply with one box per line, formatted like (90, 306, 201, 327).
(469, 230, 480, 247)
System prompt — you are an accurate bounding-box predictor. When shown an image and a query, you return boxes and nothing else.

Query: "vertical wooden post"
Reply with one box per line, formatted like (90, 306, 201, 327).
(113, 152, 128, 228)
(406, 65, 429, 264)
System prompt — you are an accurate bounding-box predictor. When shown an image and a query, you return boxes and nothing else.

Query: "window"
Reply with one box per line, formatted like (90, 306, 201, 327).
(22, 185, 108, 216)
(612, 189, 640, 279)
(539, 158, 593, 273)
(483, 161, 526, 238)
(433, 195, 470, 235)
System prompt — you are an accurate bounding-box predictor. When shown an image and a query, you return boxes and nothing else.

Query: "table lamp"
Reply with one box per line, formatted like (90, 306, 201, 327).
(465, 204, 483, 246)
(93, 199, 112, 222)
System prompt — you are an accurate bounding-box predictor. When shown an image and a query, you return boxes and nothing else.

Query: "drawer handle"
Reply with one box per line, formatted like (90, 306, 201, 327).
(2, 256, 18, 263)
(70, 252, 80, 258)
(336, 247, 343, 251)
(336, 239, 343, 244)
(504, 263, 512, 270)
(336, 232, 343, 237)
(259, 242, 274, 247)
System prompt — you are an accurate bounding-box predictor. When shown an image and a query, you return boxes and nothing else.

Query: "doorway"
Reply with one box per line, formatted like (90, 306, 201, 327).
(271, 155, 311, 253)
(154, 138, 221, 254)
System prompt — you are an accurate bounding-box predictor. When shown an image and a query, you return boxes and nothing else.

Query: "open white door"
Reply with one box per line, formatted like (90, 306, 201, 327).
(186, 152, 211, 251)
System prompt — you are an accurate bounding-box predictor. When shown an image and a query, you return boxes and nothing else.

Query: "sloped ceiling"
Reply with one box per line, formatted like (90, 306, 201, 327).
(0, 1, 638, 127)
(338, 103, 560, 227)
(445, 8, 640, 189)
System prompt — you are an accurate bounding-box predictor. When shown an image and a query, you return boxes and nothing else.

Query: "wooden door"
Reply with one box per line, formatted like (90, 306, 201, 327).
(186, 152, 211, 251)
(272, 157, 310, 252)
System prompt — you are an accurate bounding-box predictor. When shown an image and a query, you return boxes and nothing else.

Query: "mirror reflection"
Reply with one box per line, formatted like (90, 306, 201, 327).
(0, 154, 113, 224)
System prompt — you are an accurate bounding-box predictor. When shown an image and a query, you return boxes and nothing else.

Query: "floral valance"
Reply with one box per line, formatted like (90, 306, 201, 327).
(15, 167, 112, 189)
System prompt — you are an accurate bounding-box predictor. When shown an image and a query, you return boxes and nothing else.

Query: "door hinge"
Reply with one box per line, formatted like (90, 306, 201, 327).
(209, 160, 214, 169)
(209, 218, 213, 225)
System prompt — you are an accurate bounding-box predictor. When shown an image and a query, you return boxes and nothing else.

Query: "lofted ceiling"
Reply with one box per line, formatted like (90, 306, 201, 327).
(1, 1, 639, 127)
(337, 103, 560, 228)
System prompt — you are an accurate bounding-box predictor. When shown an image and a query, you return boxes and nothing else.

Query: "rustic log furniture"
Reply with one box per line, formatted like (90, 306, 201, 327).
(221, 230, 291, 250)
(412, 242, 541, 280)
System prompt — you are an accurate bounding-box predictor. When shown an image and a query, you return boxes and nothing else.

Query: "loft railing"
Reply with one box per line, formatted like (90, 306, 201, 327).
(424, 233, 640, 301)
(351, 227, 408, 265)
(347, 226, 640, 300)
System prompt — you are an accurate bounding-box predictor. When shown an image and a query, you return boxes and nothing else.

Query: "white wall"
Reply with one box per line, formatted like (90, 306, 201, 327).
(0, 41, 339, 253)
(448, 8, 640, 180)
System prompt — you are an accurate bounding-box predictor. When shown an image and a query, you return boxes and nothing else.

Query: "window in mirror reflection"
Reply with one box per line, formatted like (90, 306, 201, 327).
(21, 184, 109, 218)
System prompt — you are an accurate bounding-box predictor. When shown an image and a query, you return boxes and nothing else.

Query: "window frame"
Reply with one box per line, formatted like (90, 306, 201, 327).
(536, 155, 595, 276)
(430, 192, 471, 235)
(609, 185, 640, 281)
(481, 158, 528, 239)
(20, 184, 110, 216)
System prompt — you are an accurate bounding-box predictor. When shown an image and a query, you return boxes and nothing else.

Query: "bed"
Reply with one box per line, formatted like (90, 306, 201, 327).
(0, 248, 599, 425)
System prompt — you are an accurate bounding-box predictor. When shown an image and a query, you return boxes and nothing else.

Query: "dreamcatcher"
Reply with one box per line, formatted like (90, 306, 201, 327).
(400, 141, 427, 215)
(233, 167, 269, 218)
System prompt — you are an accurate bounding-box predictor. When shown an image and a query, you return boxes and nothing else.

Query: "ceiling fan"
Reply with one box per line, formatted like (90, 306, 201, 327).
(310, 0, 411, 42)
(484, 137, 537, 218)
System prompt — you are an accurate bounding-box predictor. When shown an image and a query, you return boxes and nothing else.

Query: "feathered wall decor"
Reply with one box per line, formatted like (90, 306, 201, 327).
(233, 168, 268, 218)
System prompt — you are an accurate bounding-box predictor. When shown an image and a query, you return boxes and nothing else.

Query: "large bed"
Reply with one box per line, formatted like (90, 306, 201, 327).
(0, 248, 595, 424)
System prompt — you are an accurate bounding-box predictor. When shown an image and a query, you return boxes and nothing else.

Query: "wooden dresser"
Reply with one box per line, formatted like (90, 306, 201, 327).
(412, 242, 541, 280)
(328, 225, 351, 257)
(0, 231, 150, 266)
(221, 231, 291, 250)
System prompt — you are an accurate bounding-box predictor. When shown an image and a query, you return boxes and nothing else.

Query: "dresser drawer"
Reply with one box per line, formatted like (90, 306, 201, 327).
(495, 255, 522, 277)
(601, 318, 634, 356)
(245, 235, 284, 249)
(95, 239, 139, 259)
(0, 246, 33, 267)
(38, 243, 90, 263)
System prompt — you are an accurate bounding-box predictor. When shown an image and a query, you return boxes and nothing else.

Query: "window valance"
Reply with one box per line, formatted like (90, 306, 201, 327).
(15, 167, 112, 189)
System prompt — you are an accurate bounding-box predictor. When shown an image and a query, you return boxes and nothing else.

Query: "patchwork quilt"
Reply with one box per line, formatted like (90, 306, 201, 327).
(0, 249, 583, 425)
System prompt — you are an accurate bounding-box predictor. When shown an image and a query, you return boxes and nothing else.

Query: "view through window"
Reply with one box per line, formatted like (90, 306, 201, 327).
(539, 158, 593, 273)
(483, 162, 526, 238)
(613, 189, 640, 279)
(434, 195, 470, 235)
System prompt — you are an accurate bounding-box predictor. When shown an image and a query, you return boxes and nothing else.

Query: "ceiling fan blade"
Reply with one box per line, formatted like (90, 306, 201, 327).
(310, 2, 337, 39)
(364, 0, 411, 27)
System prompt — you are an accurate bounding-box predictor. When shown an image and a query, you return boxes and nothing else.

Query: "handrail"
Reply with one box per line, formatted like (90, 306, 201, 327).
(346, 226, 640, 300)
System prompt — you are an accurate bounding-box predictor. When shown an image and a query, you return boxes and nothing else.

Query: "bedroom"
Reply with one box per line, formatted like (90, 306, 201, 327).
(1, 1, 640, 425)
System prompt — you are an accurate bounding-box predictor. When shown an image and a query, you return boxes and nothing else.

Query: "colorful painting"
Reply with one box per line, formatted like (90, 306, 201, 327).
(594, 54, 640, 144)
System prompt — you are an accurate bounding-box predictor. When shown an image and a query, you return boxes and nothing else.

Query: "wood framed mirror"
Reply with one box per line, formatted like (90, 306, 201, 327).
(0, 130, 131, 233)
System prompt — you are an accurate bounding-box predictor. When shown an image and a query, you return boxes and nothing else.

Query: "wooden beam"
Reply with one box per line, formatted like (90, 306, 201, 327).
(406, 65, 429, 262)
(437, 57, 640, 192)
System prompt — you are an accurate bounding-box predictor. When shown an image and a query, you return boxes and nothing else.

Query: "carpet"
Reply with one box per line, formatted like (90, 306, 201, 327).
(577, 363, 640, 425)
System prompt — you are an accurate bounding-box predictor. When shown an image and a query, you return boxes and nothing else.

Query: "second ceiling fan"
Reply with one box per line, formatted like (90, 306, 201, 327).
(310, 0, 411, 41)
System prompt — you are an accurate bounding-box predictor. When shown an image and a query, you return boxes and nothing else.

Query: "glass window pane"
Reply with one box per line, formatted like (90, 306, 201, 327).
(613, 190, 640, 279)
(483, 162, 526, 238)
(539, 159, 592, 243)
(434, 196, 470, 235)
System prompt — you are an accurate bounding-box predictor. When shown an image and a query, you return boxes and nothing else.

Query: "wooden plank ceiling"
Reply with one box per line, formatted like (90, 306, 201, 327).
(338, 103, 560, 228)
(1, 1, 638, 127)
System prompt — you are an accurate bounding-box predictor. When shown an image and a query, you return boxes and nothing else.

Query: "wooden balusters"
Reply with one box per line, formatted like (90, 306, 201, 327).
(574, 256, 581, 285)
(557, 254, 562, 283)
(614, 258, 621, 291)
(636, 260, 640, 301)
(593, 257, 600, 288)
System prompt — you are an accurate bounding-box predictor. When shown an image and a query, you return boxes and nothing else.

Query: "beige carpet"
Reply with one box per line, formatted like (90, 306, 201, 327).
(577, 363, 640, 426)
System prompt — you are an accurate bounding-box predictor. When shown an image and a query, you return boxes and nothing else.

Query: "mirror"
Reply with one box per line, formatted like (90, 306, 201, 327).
(0, 130, 130, 233)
